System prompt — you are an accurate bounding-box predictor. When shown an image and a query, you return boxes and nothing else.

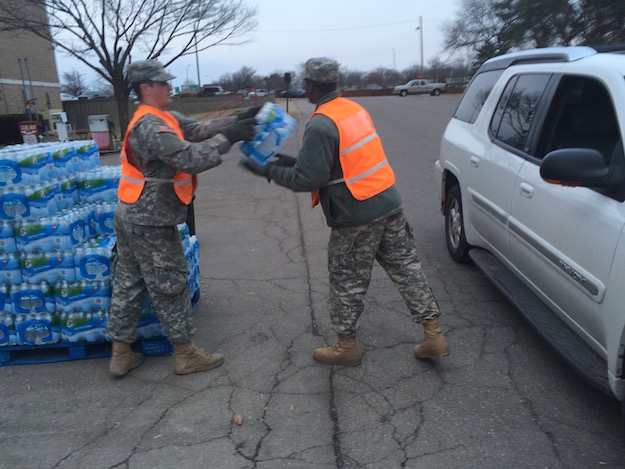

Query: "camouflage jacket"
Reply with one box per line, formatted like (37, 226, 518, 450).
(116, 110, 236, 226)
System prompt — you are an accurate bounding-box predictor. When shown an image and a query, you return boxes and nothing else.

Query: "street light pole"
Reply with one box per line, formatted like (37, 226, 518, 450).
(195, 40, 201, 87)
(415, 16, 424, 71)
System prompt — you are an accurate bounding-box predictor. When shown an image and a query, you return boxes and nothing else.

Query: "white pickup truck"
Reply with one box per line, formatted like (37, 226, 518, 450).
(393, 79, 446, 96)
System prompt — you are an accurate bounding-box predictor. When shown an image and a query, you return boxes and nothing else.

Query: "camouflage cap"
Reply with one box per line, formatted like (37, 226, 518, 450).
(127, 60, 175, 84)
(304, 57, 339, 83)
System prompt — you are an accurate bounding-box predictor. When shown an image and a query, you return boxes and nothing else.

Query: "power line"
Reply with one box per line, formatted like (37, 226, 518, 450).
(259, 18, 432, 34)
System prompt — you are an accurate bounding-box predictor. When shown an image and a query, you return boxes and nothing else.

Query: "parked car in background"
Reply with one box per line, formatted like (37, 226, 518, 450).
(280, 88, 306, 98)
(198, 85, 227, 97)
(248, 89, 267, 98)
(236, 89, 248, 97)
(435, 45, 625, 406)
(60, 93, 77, 101)
(77, 91, 101, 100)
(394, 79, 446, 96)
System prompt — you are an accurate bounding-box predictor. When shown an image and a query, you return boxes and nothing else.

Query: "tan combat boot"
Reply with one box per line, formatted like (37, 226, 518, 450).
(413, 318, 450, 359)
(173, 342, 224, 375)
(109, 341, 144, 377)
(313, 335, 362, 366)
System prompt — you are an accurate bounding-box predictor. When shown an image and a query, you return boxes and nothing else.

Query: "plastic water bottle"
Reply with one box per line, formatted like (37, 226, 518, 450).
(54, 279, 111, 313)
(94, 201, 116, 235)
(15, 148, 42, 185)
(58, 177, 79, 210)
(240, 103, 297, 166)
(74, 238, 114, 281)
(63, 208, 88, 245)
(20, 250, 75, 284)
(0, 252, 23, 284)
(23, 182, 58, 219)
(78, 166, 120, 203)
(16, 311, 57, 345)
(52, 142, 79, 179)
(14, 216, 66, 252)
(0, 312, 16, 346)
(38, 145, 57, 181)
(0, 186, 29, 220)
(0, 220, 16, 253)
(0, 151, 21, 186)
(10, 281, 55, 314)
(178, 222, 190, 252)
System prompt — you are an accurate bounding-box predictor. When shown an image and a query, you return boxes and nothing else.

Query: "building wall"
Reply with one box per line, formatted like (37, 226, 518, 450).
(0, 6, 61, 121)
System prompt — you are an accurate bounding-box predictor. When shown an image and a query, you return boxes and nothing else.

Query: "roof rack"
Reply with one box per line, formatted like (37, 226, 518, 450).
(590, 43, 625, 54)
(478, 46, 597, 73)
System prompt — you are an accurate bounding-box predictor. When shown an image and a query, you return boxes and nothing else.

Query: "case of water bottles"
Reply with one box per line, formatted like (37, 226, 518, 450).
(240, 102, 296, 166)
(0, 141, 202, 355)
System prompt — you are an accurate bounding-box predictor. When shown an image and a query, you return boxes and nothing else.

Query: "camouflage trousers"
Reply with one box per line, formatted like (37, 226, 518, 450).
(106, 214, 194, 344)
(328, 206, 440, 336)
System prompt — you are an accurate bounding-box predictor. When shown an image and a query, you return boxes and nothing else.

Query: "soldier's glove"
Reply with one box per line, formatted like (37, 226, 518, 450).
(237, 106, 262, 121)
(273, 153, 297, 167)
(240, 158, 274, 182)
(220, 118, 256, 144)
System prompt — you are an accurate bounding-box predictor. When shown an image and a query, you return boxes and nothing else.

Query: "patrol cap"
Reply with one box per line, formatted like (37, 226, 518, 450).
(127, 60, 175, 84)
(304, 57, 339, 83)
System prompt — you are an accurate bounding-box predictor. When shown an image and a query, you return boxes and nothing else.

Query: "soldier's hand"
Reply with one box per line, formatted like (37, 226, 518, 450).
(220, 118, 256, 144)
(237, 106, 262, 121)
(273, 153, 297, 167)
(240, 158, 272, 181)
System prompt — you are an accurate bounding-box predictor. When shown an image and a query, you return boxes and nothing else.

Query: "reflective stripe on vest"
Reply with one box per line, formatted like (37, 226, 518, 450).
(310, 97, 395, 208)
(118, 104, 197, 205)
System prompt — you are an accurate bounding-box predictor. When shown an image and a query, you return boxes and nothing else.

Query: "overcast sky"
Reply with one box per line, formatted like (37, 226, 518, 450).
(55, 0, 461, 90)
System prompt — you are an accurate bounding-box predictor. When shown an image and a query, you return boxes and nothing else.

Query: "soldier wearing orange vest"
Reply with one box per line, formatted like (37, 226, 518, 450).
(107, 59, 257, 377)
(242, 57, 450, 366)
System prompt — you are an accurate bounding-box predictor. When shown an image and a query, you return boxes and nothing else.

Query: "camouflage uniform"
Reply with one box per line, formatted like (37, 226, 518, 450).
(264, 59, 441, 337)
(328, 207, 439, 336)
(106, 78, 238, 344)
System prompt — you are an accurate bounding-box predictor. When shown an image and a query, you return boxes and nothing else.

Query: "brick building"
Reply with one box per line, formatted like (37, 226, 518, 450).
(0, 5, 62, 139)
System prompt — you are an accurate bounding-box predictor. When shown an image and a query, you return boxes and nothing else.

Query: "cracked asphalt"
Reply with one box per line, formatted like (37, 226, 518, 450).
(2, 96, 624, 468)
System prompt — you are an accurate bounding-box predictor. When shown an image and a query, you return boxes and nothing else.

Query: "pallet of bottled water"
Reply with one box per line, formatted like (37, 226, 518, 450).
(0, 141, 201, 364)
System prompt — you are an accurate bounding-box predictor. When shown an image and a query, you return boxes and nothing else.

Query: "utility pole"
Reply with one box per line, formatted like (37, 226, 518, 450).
(195, 40, 201, 86)
(415, 16, 424, 71)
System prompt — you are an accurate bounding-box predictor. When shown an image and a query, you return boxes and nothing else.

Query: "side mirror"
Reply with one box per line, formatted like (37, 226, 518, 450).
(540, 148, 624, 189)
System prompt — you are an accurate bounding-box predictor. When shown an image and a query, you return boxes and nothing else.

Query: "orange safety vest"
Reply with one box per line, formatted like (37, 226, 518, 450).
(310, 97, 395, 208)
(118, 104, 197, 205)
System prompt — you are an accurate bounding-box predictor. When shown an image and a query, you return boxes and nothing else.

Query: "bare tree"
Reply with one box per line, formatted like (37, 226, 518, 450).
(226, 66, 259, 90)
(442, 0, 509, 68)
(61, 70, 86, 97)
(365, 67, 401, 90)
(341, 68, 365, 90)
(0, 0, 257, 132)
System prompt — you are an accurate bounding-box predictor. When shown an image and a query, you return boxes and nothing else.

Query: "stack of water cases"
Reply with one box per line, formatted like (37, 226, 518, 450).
(0, 141, 201, 352)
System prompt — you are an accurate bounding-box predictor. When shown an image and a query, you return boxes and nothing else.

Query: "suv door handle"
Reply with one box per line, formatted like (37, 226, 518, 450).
(470, 156, 480, 167)
(520, 182, 535, 198)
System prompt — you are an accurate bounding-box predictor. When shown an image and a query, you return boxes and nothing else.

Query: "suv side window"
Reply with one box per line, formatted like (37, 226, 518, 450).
(490, 73, 551, 152)
(536, 76, 620, 161)
(454, 69, 504, 124)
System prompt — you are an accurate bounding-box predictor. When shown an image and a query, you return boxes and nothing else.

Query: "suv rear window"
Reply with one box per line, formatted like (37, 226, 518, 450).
(454, 69, 504, 124)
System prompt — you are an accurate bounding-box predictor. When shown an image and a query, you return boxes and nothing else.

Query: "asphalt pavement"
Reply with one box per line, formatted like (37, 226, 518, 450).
(2, 97, 624, 469)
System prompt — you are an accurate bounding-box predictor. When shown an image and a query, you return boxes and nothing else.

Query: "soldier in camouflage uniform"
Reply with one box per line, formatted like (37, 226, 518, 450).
(242, 57, 450, 366)
(107, 59, 258, 377)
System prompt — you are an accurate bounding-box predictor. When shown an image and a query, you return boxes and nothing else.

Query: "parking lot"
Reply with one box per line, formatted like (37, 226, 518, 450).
(1, 95, 624, 468)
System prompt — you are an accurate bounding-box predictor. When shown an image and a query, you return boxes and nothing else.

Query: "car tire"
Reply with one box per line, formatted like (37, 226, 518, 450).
(432, 89, 441, 96)
(444, 184, 471, 263)
(400, 90, 407, 97)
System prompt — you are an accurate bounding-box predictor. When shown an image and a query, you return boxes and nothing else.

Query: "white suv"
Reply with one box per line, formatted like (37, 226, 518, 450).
(435, 46, 625, 404)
